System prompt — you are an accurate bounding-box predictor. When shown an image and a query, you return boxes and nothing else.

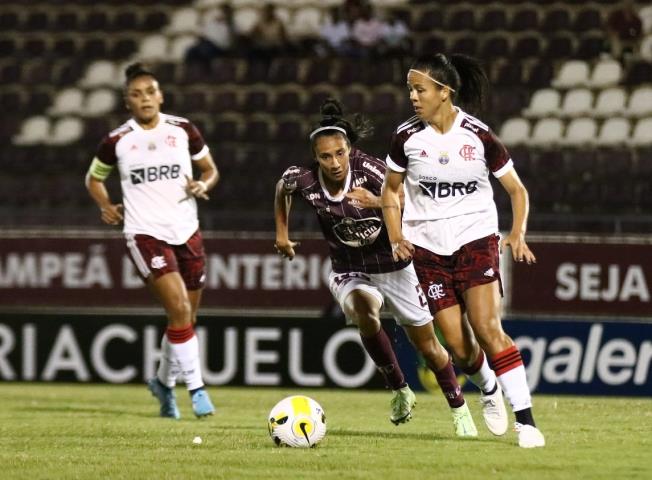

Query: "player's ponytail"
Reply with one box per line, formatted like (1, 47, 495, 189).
(310, 98, 373, 146)
(410, 53, 489, 115)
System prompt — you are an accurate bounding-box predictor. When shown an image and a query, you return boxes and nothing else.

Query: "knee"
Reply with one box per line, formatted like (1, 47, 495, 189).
(167, 297, 192, 325)
(472, 318, 511, 353)
(344, 306, 380, 336)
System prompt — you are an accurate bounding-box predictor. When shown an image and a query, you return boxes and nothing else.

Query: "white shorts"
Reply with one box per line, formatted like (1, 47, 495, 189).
(328, 264, 432, 327)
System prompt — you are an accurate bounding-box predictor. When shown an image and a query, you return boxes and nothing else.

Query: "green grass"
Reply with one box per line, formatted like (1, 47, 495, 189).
(0, 384, 650, 480)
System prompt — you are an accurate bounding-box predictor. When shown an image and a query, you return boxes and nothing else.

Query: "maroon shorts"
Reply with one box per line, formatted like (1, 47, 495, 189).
(412, 234, 503, 314)
(126, 230, 206, 290)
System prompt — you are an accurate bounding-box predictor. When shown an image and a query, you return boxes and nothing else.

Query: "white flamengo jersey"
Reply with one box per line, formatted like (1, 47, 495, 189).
(386, 107, 513, 255)
(95, 113, 209, 244)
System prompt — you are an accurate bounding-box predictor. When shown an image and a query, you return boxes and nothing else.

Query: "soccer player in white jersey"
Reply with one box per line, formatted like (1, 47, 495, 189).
(85, 63, 219, 419)
(382, 54, 545, 448)
(274, 99, 477, 437)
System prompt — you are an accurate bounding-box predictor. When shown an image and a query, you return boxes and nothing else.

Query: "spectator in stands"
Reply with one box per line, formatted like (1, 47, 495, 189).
(350, 3, 386, 57)
(381, 54, 545, 448)
(85, 63, 219, 420)
(185, 4, 239, 72)
(380, 10, 411, 57)
(606, 0, 643, 62)
(247, 3, 290, 59)
(316, 6, 353, 57)
(274, 98, 481, 436)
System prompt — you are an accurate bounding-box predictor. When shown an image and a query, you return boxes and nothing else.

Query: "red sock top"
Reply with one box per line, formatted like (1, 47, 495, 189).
(166, 324, 195, 344)
(490, 345, 523, 376)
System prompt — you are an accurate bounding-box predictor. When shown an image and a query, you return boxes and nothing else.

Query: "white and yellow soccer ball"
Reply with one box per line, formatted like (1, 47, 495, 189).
(267, 395, 327, 448)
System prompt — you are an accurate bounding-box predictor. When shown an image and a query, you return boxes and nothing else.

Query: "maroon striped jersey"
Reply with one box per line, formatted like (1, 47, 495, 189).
(282, 148, 410, 274)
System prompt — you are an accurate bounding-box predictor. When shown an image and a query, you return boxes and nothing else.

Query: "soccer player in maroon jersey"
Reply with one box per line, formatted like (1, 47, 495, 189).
(382, 53, 545, 448)
(274, 98, 477, 436)
(85, 63, 219, 419)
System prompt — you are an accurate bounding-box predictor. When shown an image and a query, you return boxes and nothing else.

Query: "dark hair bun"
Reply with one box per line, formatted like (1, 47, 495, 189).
(319, 98, 344, 120)
(124, 62, 154, 82)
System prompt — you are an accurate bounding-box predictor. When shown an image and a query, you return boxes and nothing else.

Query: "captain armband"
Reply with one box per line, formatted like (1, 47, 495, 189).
(87, 157, 114, 181)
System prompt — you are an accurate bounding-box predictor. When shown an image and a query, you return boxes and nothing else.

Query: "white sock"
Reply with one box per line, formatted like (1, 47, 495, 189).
(157, 335, 180, 388)
(169, 334, 204, 391)
(497, 366, 532, 412)
(465, 351, 497, 393)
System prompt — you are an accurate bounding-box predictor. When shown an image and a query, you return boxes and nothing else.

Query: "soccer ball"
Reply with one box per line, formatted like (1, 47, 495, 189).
(267, 395, 327, 448)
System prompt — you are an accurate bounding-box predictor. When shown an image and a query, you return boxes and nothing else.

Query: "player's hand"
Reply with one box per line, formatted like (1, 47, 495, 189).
(391, 238, 414, 262)
(100, 204, 123, 226)
(501, 232, 536, 264)
(274, 239, 300, 260)
(345, 187, 380, 209)
(185, 175, 209, 200)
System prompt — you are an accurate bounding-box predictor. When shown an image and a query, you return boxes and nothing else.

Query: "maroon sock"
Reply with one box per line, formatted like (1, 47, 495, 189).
(432, 358, 465, 409)
(360, 328, 406, 390)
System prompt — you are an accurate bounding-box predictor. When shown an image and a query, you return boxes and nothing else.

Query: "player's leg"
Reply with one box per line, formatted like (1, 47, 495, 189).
(329, 272, 414, 425)
(379, 264, 476, 437)
(464, 281, 544, 447)
(175, 231, 214, 417)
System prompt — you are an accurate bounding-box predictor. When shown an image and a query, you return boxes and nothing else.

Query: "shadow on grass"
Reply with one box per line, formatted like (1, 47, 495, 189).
(328, 428, 498, 444)
(13, 404, 150, 418)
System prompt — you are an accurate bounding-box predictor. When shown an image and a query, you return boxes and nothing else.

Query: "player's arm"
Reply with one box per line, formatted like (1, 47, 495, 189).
(187, 152, 219, 200)
(274, 178, 300, 260)
(85, 157, 123, 226)
(497, 168, 536, 264)
(381, 170, 413, 261)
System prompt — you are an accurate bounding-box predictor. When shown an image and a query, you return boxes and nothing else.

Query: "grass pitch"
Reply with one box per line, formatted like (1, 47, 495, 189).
(1, 384, 650, 480)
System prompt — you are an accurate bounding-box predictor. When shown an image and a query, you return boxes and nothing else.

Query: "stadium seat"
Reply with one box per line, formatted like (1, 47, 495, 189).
(241, 88, 269, 114)
(509, 7, 539, 31)
(480, 34, 511, 58)
(84, 88, 117, 117)
(593, 87, 627, 118)
(214, 88, 242, 113)
(268, 57, 302, 85)
(83, 11, 109, 31)
(287, 7, 322, 39)
(233, 7, 259, 34)
(169, 34, 196, 61)
(47, 117, 84, 146)
(275, 115, 305, 143)
(631, 117, 652, 145)
(541, 7, 572, 32)
(302, 86, 337, 114)
(522, 89, 561, 118)
(48, 87, 84, 116)
(477, 8, 508, 32)
(136, 34, 169, 62)
(588, 58, 622, 88)
(213, 114, 243, 142)
(573, 7, 603, 32)
(559, 88, 593, 117)
(12, 116, 51, 145)
(563, 117, 597, 146)
(551, 60, 590, 88)
(446, 8, 476, 31)
(542, 34, 576, 59)
(165, 7, 199, 35)
(80, 60, 120, 88)
(110, 37, 138, 60)
(210, 58, 242, 84)
(626, 86, 652, 118)
(530, 117, 564, 146)
(244, 114, 273, 142)
(417, 34, 447, 56)
(596, 117, 631, 145)
(576, 35, 605, 60)
(498, 117, 530, 146)
(341, 86, 368, 114)
(270, 86, 303, 114)
(142, 10, 169, 31)
(414, 8, 444, 32)
(367, 87, 399, 114)
(80, 37, 109, 59)
(512, 34, 542, 58)
(449, 36, 478, 57)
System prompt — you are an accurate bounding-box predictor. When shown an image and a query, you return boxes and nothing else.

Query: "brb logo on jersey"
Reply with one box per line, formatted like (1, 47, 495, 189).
(418, 177, 478, 199)
(130, 164, 181, 185)
(333, 217, 383, 247)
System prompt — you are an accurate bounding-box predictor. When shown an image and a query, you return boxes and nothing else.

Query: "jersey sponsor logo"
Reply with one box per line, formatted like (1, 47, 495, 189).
(418, 179, 478, 199)
(406, 126, 419, 135)
(352, 175, 367, 188)
(427, 282, 446, 300)
(332, 217, 383, 248)
(150, 255, 167, 269)
(438, 151, 450, 165)
(459, 145, 477, 161)
(362, 161, 383, 178)
(130, 164, 182, 185)
(307, 192, 321, 201)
